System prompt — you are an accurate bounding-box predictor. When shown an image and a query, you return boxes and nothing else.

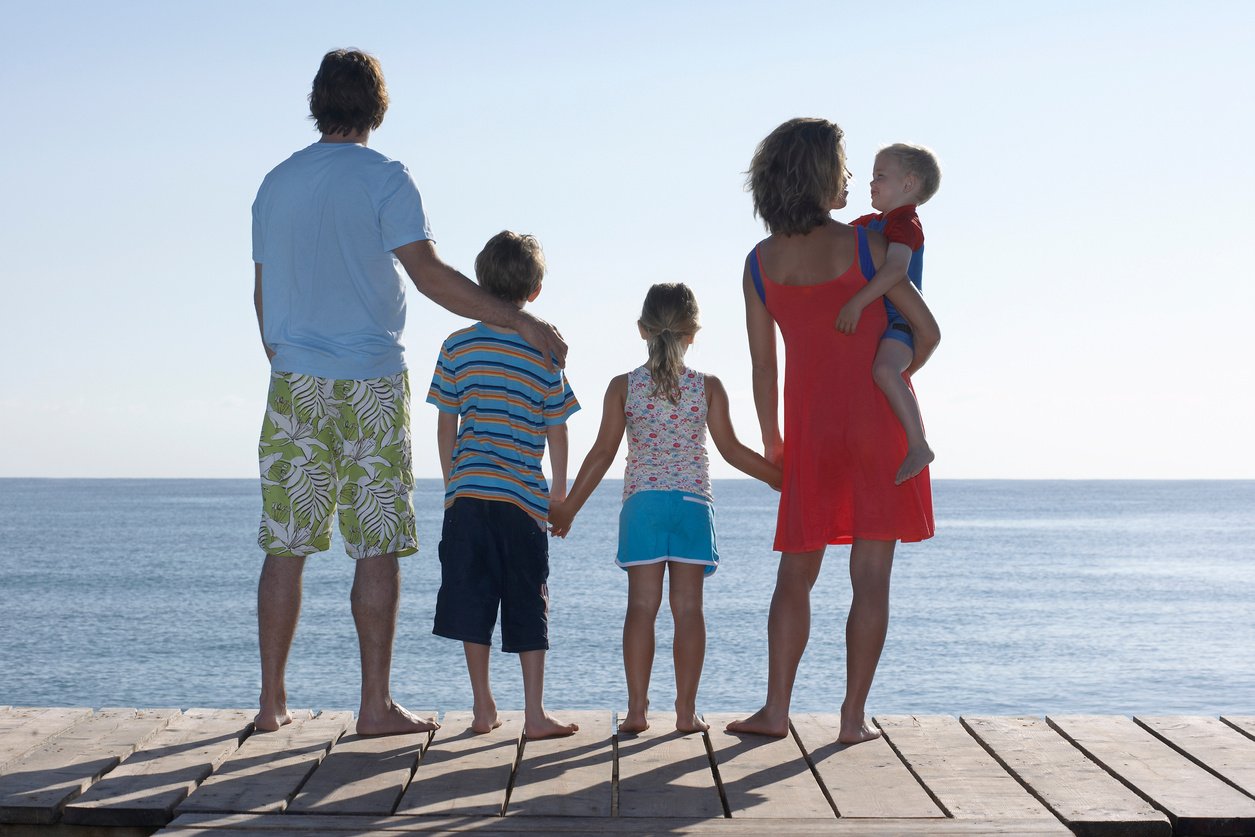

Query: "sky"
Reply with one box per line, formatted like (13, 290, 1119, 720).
(2, 1, 1252, 480)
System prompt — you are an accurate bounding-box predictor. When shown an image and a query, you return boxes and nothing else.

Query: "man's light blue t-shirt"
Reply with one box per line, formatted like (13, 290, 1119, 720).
(252, 142, 433, 380)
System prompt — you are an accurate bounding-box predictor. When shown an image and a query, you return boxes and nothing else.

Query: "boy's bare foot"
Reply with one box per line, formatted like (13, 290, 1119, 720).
(253, 707, 292, 733)
(524, 713, 579, 740)
(471, 704, 502, 734)
(895, 444, 935, 485)
(724, 707, 790, 738)
(676, 713, 709, 734)
(838, 715, 883, 745)
(356, 701, 439, 736)
(618, 709, 649, 734)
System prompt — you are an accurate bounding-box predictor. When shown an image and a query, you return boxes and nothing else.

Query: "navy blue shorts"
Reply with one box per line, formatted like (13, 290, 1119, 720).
(433, 497, 550, 653)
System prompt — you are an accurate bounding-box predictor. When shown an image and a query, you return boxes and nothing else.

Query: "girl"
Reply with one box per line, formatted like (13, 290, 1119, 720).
(727, 117, 938, 745)
(548, 283, 780, 734)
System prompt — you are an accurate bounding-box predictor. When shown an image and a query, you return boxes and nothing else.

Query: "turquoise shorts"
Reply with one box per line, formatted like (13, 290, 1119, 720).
(617, 490, 719, 576)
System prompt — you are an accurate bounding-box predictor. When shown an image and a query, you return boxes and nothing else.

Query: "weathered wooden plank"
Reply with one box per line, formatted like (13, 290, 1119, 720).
(161, 811, 1073, 834)
(703, 712, 833, 819)
(0, 707, 179, 824)
(876, 715, 1050, 820)
(1049, 714, 1255, 836)
(616, 719, 723, 818)
(60, 708, 255, 827)
(175, 710, 350, 815)
(963, 716, 1170, 837)
(1221, 716, 1255, 740)
(791, 713, 942, 818)
(394, 711, 520, 817)
(1138, 716, 1255, 800)
(505, 710, 612, 817)
(0, 707, 95, 774)
(286, 711, 435, 815)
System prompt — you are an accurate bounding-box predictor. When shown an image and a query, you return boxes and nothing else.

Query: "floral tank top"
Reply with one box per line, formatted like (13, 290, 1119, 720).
(623, 365, 711, 501)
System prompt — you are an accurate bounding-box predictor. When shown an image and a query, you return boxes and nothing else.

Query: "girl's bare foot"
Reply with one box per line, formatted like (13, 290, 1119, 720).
(356, 702, 439, 736)
(725, 706, 790, 738)
(895, 444, 935, 485)
(524, 713, 579, 740)
(618, 709, 649, 734)
(676, 712, 709, 733)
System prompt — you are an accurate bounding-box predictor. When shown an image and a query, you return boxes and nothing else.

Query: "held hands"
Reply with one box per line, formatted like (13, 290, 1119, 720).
(548, 500, 575, 538)
(835, 300, 865, 335)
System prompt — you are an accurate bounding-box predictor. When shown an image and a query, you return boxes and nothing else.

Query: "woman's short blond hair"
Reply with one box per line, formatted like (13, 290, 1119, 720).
(879, 143, 942, 205)
(475, 231, 545, 303)
(748, 118, 847, 236)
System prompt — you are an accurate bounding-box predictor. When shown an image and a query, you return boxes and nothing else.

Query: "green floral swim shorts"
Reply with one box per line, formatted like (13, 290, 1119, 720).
(257, 370, 418, 560)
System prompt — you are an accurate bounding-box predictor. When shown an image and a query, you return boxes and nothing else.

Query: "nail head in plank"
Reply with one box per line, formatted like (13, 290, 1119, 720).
(703, 712, 834, 819)
(962, 716, 1170, 837)
(62, 708, 255, 827)
(176, 710, 350, 815)
(0, 707, 95, 774)
(875, 715, 1052, 820)
(394, 710, 521, 817)
(791, 713, 942, 818)
(616, 719, 723, 819)
(0, 708, 180, 824)
(506, 710, 612, 817)
(1049, 714, 1255, 835)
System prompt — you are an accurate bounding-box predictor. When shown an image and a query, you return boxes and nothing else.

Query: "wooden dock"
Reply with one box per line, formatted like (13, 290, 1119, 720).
(1, 707, 1254, 835)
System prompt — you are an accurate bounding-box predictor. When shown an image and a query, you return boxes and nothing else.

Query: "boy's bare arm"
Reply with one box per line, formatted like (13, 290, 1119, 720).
(836, 242, 912, 334)
(393, 239, 567, 370)
(743, 258, 782, 464)
(548, 376, 627, 537)
(546, 424, 569, 503)
(436, 411, 458, 487)
(704, 375, 782, 490)
(254, 263, 274, 361)
(884, 280, 941, 376)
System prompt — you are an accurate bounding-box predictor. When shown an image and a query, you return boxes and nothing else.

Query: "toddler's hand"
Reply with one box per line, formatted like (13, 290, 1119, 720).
(835, 301, 863, 334)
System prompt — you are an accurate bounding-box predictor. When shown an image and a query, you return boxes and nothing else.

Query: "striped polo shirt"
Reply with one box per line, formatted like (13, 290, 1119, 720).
(426, 322, 579, 522)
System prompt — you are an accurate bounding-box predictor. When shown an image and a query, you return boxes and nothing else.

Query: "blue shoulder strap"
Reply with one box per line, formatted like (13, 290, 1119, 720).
(856, 225, 875, 278)
(748, 247, 766, 304)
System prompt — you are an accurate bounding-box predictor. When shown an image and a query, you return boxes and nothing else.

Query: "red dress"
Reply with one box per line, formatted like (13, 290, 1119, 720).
(751, 229, 934, 552)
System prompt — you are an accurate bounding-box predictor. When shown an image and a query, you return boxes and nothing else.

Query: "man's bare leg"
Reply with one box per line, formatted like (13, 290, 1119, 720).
(351, 552, 438, 735)
(520, 649, 578, 739)
(464, 641, 501, 733)
(726, 550, 824, 737)
(621, 564, 664, 733)
(256, 554, 305, 732)
(840, 539, 895, 744)
(668, 562, 709, 733)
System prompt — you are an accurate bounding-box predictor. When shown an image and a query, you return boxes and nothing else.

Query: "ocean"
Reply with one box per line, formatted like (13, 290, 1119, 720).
(1, 479, 1253, 717)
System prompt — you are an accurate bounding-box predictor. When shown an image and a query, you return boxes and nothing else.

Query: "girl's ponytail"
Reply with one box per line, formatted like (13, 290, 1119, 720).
(639, 284, 701, 404)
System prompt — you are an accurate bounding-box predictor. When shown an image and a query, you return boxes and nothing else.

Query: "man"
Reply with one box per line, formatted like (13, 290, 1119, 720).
(251, 48, 566, 734)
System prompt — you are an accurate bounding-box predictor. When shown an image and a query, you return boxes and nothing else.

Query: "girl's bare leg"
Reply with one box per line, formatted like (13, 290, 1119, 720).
(667, 562, 709, 732)
(726, 549, 825, 737)
(871, 338, 933, 484)
(841, 538, 895, 744)
(621, 564, 665, 732)
(463, 642, 500, 733)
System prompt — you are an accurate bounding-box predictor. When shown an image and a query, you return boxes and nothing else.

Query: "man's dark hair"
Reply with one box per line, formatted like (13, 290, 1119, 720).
(309, 49, 389, 137)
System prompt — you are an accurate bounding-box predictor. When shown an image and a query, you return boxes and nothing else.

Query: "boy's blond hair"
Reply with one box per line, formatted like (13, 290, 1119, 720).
(879, 143, 942, 205)
(475, 231, 545, 303)
(748, 118, 847, 236)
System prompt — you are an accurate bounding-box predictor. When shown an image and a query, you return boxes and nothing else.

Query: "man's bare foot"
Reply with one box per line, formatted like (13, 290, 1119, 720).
(356, 701, 439, 736)
(253, 707, 292, 733)
(471, 704, 502, 734)
(676, 712, 709, 733)
(895, 444, 935, 485)
(618, 709, 649, 734)
(524, 713, 579, 740)
(724, 707, 790, 738)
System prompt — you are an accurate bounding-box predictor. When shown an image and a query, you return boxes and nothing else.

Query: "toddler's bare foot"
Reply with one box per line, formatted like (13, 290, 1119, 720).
(895, 444, 935, 485)
(524, 713, 579, 740)
(725, 706, 790, 738)
(472, 700, 501, 734)
(356, 701, 439, 736)
(838, 710, 882, 745)
(676, 712, 709, 733)
(618, 709, 649, 734)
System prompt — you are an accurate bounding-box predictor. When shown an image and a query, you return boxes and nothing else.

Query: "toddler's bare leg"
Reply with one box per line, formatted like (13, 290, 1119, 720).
(520, 649, 578, 739)
(464, 642, 500, 733)
(667, 562, 709, 733)
(841, 539, 895, 744)
(621, 564, 665, 733)
(871, 338, 934, 484)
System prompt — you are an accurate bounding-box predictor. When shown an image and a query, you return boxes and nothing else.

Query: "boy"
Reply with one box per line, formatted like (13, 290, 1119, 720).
(834, 143, 942, 485)
(427, 231, 580, 739)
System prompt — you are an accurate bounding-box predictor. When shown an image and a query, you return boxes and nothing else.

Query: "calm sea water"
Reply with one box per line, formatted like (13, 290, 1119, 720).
(1, 479, 1252, 717)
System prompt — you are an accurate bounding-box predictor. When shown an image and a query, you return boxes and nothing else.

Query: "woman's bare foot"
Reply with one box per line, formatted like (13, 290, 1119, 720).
(676, 712, 709, 734)
(838, 712, 882, 745)
(895, 444, 935, 485)
(356, 701, 439, 736)
(524, 713, 579, 740)
(618, 709, 649, 734)
(724, 706, 790, 738)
